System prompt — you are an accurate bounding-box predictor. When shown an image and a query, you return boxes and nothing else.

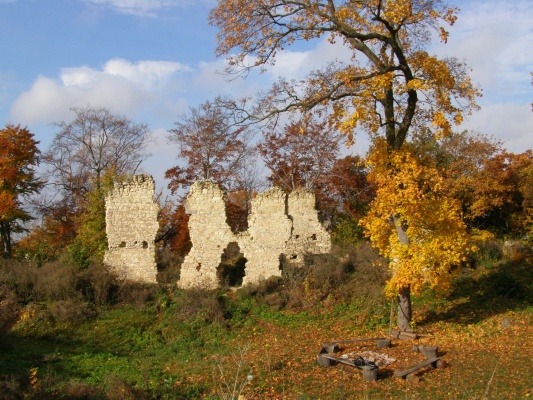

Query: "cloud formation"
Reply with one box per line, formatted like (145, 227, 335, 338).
(10, 59, 189, 124)
(78, 0, 198, 17)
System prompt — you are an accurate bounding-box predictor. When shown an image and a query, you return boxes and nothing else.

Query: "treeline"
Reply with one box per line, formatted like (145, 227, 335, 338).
(0, 102, 531, 270)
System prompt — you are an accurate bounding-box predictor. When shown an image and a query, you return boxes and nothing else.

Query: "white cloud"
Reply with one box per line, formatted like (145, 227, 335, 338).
(432, 0, 533, 151)
(437, 0, 533, 103)
(9, 59, 189, 125)
(460, 103, 533, 154)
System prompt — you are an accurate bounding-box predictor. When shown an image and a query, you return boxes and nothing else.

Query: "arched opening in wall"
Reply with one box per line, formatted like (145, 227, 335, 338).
(217, 242, 247, 287)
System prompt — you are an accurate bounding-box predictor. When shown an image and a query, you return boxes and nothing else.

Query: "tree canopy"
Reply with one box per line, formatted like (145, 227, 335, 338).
(165, 98, 256, 193)
(44, 106, 152, 198)
(0, 124, 43, 258)
(211, 0, 481, 330)
(210, 0, 480, 150)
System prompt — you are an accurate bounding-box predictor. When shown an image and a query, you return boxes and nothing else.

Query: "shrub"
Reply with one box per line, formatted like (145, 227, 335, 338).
(0, 286, 20, 336)
(156, 248, 184, 285)
(0, 259, 36, 302)
(77, 262, 119, 306)
(33, 261, 79, 301)
(114, 281, 158, 308)
(173, 287, 227, 324)
(49, 299, 96, 324)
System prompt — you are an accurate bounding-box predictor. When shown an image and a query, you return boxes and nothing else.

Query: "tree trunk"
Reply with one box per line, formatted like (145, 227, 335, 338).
(0, 221, 12, 258)
(392, 215, 412, 331)
(397, 285, 412, 332)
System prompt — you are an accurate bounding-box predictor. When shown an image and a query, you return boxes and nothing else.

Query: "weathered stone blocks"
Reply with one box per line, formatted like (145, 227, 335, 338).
(104, 175, 159, 283)
(178, 180, 331, 289)
(178, 180, 237, 289)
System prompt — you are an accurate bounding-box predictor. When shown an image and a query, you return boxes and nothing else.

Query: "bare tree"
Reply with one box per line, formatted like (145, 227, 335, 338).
(165, 98, 256, 194)
(258, 116, 342, 191)
(43, 105, 152, 196)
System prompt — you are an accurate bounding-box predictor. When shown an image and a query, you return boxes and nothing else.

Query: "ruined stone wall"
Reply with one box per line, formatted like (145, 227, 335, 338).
(178, 180, 331, 289)
(240, 187, 293, 285)
(178, 180, 238, 289)
(104, 175, 159, 283)
(284, 188, 331, 263)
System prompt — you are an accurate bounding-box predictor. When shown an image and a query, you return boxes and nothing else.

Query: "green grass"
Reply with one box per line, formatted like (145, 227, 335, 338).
(1, 243, 532, 399)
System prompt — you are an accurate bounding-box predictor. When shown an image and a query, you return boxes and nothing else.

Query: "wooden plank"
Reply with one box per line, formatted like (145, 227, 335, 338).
(320, 354, 365, 369)
(398, 332, 418, 341)
(394, 358, 439, 378)
(322, 337, 387, 347)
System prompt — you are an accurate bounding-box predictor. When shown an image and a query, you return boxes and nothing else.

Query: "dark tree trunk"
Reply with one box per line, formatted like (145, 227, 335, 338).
(0, 221, 12, 259)
(397, 285, 412, 332)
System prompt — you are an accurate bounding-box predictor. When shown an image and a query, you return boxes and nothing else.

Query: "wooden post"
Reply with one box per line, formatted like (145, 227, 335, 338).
(316, 353, 338, 367)
(398, 331, 417, 341)
(362, 365, 378, 381)
(377, 339, 391, 349)
(420, 345, 438, 359)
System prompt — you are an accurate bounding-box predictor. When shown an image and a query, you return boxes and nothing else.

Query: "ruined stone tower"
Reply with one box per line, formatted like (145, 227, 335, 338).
(104, 174, 159, 283)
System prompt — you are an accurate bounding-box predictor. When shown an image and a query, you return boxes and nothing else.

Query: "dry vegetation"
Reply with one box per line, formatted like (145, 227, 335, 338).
(0, 240, 532, 399)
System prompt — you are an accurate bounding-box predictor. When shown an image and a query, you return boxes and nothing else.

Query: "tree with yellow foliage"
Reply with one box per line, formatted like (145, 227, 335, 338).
(211, 0, 480, 330)
(360, 139, 470, 329)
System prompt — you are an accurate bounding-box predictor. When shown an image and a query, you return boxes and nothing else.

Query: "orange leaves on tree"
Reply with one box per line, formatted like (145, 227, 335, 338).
(165, 98, 254, 193)
(258, 116, 341, 192)
(0, 124, 42, 258)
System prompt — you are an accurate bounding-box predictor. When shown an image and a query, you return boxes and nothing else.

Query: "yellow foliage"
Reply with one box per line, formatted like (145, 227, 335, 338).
(360, 139, 471, 297)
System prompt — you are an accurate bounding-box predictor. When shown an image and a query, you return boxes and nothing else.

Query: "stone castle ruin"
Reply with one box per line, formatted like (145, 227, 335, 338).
(178, 180, 331, 289)
(103, 176, 331, 287)
(104, 175, 159, 283)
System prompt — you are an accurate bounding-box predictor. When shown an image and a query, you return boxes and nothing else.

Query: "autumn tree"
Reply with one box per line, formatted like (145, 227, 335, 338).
(324, 155, 375, 244)
(211, 0, 480, 330)
(165, 98, 256, 194)
(360, 139, 470, 327)
(0, 124, 43, 258)
(37, 106, 152, 261)
(413, 130, 533, 235)
(258, 116, 341, 191)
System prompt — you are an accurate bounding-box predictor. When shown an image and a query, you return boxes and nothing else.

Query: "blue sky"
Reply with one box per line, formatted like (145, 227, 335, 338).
(1, 0, 532, 192)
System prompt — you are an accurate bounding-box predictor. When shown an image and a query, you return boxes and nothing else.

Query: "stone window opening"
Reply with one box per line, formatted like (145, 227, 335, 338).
(142, 241, 148, 249)
(119, 242, 126, 248)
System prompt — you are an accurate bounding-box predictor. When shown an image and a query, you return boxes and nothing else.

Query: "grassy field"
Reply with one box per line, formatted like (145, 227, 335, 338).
(0, 242, 532, 399)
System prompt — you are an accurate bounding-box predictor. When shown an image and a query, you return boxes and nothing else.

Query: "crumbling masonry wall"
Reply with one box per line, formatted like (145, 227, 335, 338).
(178, 180, 237, 288)
(178, 180, 331, 289)
(104, 175, 159, 283)
(240, 186, 293, 285)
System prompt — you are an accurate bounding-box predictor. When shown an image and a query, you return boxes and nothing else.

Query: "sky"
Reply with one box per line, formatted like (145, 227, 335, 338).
(1, 0, 532, 194)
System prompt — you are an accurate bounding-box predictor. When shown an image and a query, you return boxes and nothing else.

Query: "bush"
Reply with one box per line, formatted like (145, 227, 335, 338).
(77, 262, 119, 306)
(114, 281, 158, 308)
(173, 287, 227, 324)
(233, 241, 388, 312)
(0, 286, 20, 335)
(0, 259, 36, 302)
(49, 299, 96, 324)
(156, 248, 184, 285)
(33, 261, 79, 301)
